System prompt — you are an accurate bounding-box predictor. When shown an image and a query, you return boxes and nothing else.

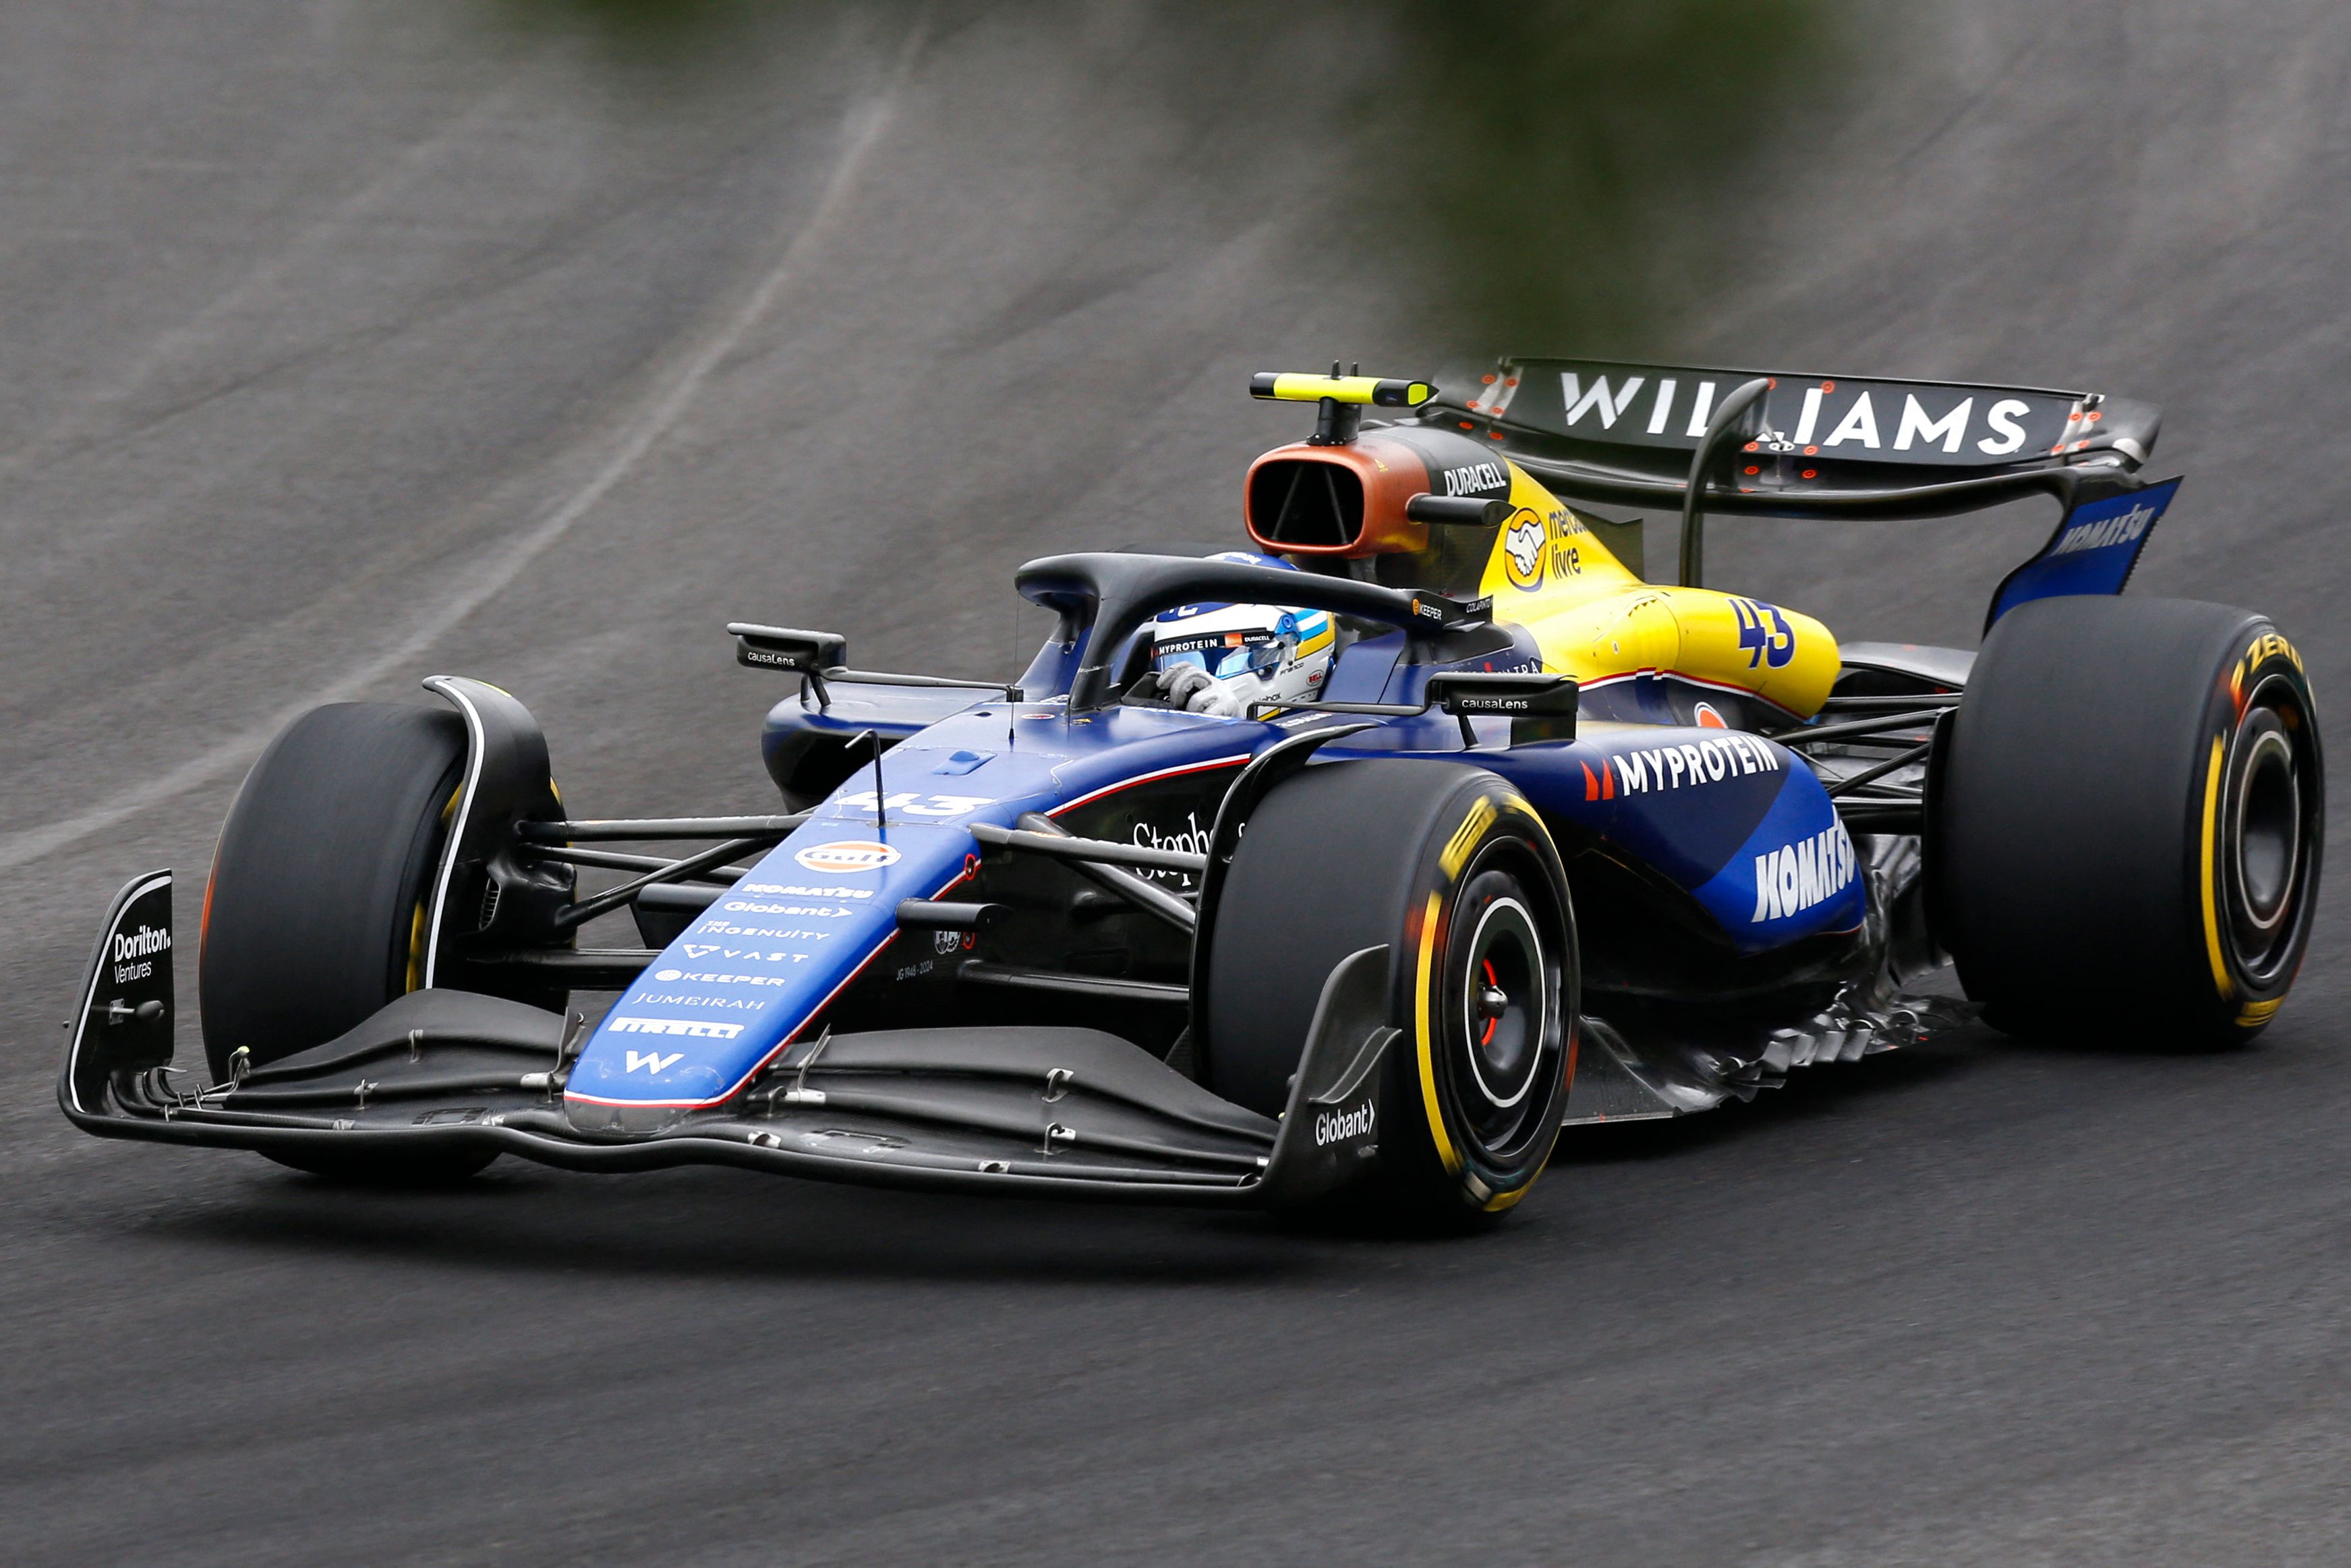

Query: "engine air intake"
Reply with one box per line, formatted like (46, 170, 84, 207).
(1248, 459, 1365, 549)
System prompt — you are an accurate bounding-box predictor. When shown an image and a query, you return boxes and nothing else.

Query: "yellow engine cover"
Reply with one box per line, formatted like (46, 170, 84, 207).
(1474, 467, 1840, 722)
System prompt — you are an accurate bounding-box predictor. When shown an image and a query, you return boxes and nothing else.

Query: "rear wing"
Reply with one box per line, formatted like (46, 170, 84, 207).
(1414, 356, 2178, 626)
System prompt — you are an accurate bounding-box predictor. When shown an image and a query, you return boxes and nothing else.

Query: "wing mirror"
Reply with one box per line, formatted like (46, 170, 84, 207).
(728, 623, 847, 674)
(1423, 671, 1579, 745)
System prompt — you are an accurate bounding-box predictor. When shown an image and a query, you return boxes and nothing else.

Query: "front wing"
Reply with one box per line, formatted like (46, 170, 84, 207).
(59, 872, 1397, 1210)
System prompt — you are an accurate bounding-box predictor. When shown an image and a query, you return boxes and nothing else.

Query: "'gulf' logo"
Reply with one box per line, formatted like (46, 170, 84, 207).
(793, 840, 901, 874)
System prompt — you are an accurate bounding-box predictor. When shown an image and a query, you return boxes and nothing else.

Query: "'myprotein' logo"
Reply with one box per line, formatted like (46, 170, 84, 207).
(1615, 734, 1782, 793)
(1751, 822, 1859, 923)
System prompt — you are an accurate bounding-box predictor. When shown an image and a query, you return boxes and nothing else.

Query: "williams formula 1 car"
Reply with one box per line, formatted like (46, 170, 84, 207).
(61, 360, 2324, 1225)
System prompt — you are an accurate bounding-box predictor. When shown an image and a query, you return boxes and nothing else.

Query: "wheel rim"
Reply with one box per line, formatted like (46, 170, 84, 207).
(1441, 855, 1565, 1161)
(2224, 680, 2321, 987)
(2232, 730, 2297, 929)
(1459, 896, 1543, 1112)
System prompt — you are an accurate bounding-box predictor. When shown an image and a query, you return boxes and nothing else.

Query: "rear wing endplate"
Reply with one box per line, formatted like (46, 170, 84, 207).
(1982, 476, 2181, 632)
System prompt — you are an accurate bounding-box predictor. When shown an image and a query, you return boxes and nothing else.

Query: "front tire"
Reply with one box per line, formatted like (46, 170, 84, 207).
(200, 702, 496, 1184)
(1930, 596, 2323, 1047)
(1200, 760, 1577, 1225)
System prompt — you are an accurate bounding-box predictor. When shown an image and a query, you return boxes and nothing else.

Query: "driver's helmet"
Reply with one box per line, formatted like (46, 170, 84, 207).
(1149, 552, 1335, 717)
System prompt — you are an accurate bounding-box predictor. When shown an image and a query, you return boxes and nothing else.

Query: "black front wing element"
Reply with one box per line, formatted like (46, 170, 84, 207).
(59, 872, 1397, 1209)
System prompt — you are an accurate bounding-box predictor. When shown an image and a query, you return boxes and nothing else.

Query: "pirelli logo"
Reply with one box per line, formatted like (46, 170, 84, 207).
(1441, 797, 1497, 877)
(2230, 631, 2305, 713)
(2246, 631, 2302, 674)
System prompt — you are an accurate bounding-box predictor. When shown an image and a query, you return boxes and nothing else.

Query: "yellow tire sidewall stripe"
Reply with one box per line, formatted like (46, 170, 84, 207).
(1414, 888, 1463, 1175)
(2199, 734, 2234, 1003)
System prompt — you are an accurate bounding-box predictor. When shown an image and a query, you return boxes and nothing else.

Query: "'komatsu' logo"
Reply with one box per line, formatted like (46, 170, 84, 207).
(1751, 821, 1858, 923)
(2048, 502, 2155, 557)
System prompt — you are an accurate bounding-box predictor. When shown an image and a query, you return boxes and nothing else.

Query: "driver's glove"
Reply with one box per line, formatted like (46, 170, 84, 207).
(1183, 678, 1244, 718)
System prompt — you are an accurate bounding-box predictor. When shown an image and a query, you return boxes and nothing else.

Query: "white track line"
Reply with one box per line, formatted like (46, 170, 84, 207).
(0, 34, 921, 876)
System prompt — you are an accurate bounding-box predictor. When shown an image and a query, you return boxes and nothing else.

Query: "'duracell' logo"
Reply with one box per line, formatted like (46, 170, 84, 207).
(793, 840, 901, 875)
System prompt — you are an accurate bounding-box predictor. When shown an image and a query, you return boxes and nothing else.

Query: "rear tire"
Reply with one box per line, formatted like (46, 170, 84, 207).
(200, 702, 496, 1184)
(1200, 760, 1577, 1226)
(1930, 597, 2323, 1047)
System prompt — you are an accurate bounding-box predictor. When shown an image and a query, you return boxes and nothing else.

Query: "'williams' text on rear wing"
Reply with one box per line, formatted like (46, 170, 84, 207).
(1416, 356, 2178, 625)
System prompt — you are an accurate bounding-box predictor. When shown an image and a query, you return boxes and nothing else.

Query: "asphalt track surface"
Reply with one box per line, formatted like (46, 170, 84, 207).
(7, 5, 2351, 1563)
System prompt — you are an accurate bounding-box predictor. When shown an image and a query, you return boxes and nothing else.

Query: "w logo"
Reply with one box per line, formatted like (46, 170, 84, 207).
(1559, 372, 1645, 430)
(625, 1050, 685, 1075)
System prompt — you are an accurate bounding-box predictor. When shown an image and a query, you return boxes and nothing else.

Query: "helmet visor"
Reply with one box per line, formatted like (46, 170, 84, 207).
(1156, 632, 1285, 682)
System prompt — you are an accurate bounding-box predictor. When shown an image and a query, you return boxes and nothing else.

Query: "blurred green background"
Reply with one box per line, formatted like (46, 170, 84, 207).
(480, 0, 1853, 353)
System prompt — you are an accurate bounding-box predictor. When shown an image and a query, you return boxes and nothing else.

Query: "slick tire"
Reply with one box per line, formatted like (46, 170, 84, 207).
(1929, 596, 2322, 1047)
(201, 703, 497, 1182)
(1200, 760, 1576, 1227)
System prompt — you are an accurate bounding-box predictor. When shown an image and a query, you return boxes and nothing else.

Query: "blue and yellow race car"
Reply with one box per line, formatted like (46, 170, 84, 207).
(60, 360, 2325, 1226)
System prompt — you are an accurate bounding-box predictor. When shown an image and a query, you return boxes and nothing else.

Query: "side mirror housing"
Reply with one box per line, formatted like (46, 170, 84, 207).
(1424, 671, 1579, 745)
(728, 623, 846, 674)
